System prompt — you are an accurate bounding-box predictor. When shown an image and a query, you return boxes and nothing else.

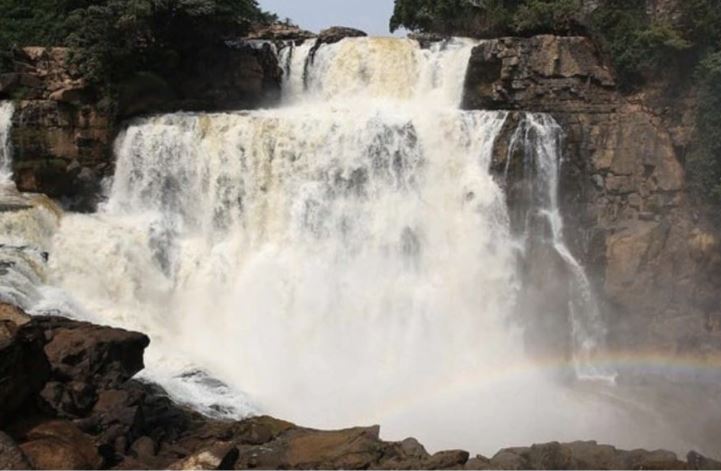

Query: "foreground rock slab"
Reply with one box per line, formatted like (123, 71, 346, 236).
(1, 303, 719, 470)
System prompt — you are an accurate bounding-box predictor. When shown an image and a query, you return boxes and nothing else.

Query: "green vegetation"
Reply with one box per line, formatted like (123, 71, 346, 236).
(391, 0, 721, 206)
(688, 52, 721, 203)
(0, 0, 274, 86)
(389, 0, 584, 37)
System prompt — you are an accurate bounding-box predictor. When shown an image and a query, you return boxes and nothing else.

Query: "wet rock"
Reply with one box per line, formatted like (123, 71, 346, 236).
(233, 425, 384, 469)
(41, 317, 150, 388)
(0, 432, 31, 470)
(0, 302, 31, 339)
(169, 442, 239, 470)
(0, 317, 51, 422)
(19, 420, 103, 470)
(408, 32, 448, 48)
(40, 381, 97, 418)
(130, 436, 156, 461)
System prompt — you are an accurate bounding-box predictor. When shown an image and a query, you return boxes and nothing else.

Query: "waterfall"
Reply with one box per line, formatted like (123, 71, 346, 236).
(508, 114, 613, 381)
(49, 38, 527, 423)
(0, 101, 61, 309)
(15, 37, 683, 455)
(0, 101, 14, 183)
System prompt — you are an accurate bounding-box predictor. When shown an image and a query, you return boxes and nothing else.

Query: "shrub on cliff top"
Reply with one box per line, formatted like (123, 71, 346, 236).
(389, 0, 519, 37)
(512, 0, 584, 35)
(0, 0, 274, 84)
(389, 0, 588, 37)
(687, 51, 721, 206)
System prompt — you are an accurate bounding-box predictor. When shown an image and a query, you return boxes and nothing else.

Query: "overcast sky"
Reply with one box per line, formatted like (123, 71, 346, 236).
(257, 0, 401, 36)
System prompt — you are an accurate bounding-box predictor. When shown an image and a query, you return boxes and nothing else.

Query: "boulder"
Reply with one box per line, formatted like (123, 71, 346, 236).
(317, 27, 367, 46)
(130, 436, 157, 463)
(19, 420, 103, 470)
(41, 317, 150, 387)
(426, 449, 470, 469)
(0, 317, 50, 423)
(247, 22, 316, 41)
(0, 432, 31, 470)
(408, 32, 448, 48)
(40, 380, 97, 418)
(488, 442, 689, 470)
(233, 425, 386, 469)
(687, 451, 721, 470)
(0, 302, 31, 341)
(169, 442, 239, 470)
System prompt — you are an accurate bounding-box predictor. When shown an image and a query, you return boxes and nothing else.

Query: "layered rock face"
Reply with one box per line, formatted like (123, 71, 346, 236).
(463, 35, 721, 361)
(0, 45, 281, 210)
(2, 303, 718, 470)
(3, 48, 113, 208)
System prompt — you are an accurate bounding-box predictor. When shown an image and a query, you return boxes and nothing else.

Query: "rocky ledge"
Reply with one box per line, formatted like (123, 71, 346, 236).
(1, 303, 719, 470)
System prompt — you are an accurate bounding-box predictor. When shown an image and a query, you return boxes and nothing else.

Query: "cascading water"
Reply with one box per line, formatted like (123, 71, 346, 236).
(8, 39, 699, 455)
(0, 101, 61, 310)
(507, 114, 614, 381)
(0, 101, 14, 183)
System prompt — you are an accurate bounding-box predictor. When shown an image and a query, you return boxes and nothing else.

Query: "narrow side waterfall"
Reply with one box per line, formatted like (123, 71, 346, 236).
(0, 100, 60, 309)
(507, 114, 612, 380)
(14, 38, 693, 455)
(0, 101, 14, 183)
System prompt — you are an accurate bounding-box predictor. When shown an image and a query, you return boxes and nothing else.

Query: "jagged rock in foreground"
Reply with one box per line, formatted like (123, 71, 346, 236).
(1, 303, 719, 470)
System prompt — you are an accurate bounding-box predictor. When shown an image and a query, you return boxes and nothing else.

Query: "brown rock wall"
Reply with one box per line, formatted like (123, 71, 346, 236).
(463, 35, 721, 359)
(1, 44, 281, 210)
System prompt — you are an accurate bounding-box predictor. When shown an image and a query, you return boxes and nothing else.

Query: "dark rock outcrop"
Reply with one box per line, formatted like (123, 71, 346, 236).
(0, 432, 31, 470)
(18, 421, 104, 470)
(41, 317, 149, 388)
(463, 35, 721, 366)
(247, 23, 317, 41)
(0, 306, 50, 423)
(317, 27, 368, 46)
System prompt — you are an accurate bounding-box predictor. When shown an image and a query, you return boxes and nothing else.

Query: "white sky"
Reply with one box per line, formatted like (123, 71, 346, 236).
(257, 0, 403, 36)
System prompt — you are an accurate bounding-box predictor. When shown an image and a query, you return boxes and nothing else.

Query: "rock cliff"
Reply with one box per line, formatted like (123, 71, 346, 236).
(2, 304, 718, 470)
(462, 35, 721, 364)
(0, 44, 281, 210)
